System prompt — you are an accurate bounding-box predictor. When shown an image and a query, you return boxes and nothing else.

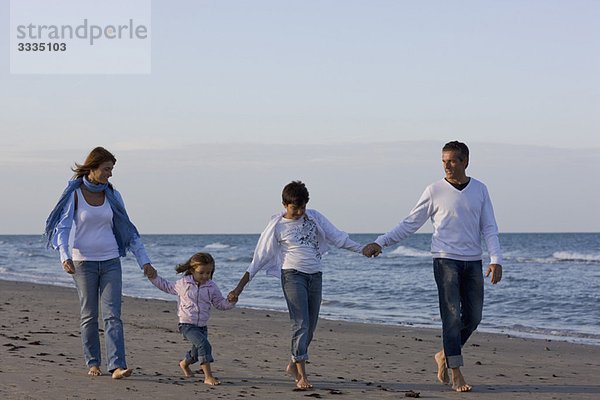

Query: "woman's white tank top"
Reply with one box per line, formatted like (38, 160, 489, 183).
(71, 188, 120, 261)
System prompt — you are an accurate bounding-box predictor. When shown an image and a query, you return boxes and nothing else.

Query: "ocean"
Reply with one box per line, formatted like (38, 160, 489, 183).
(1, 233, 598, 345)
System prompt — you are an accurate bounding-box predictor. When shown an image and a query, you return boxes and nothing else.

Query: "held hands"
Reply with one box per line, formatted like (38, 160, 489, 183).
(362, 243, 382, 258)
(227, 289, 241, 303)
(485, 264, 502, 284)
(143, 263, 157, 279)
(62, 259, 75, 275)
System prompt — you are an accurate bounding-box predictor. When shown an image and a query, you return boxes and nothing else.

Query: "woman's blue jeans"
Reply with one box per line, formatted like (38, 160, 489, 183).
(72, 257, 127, 372)
(433, 258, 483, 369)
(281, 269, 322, 362)
(178, 324, 214, 365)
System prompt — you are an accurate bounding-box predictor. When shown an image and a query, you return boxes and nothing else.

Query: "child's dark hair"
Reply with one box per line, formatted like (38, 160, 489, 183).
(282, 180, 310, 206)
(175, 252, 215, 278)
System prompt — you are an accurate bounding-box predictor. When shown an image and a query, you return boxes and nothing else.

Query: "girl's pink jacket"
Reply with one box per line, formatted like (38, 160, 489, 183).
(149, 274, 235, 326)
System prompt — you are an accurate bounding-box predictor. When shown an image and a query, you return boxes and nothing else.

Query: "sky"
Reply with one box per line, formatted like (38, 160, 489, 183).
(1, 0, 599, 234)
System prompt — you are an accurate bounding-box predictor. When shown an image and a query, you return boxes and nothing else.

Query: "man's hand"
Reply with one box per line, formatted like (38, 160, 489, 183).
(485, 264, 502, 284)
(362, 243, 382, 258)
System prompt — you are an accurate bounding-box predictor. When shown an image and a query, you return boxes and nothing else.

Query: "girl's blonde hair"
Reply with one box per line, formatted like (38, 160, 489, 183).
(175, 252, 215, 278)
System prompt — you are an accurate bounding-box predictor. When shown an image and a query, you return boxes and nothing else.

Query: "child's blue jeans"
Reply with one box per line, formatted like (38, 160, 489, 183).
(281, 269, 322, 362)
(178, 324, 214, 365)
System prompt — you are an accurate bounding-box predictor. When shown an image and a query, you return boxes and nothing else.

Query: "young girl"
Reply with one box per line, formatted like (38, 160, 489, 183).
(228, 181, 364, 390)
(145, 252, 236, 385)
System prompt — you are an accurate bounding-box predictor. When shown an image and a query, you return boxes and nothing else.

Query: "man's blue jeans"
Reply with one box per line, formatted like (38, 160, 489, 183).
(178, 324, 214, 365)
(281, 269, 322, 362)
(72, 257, 127, 372)
(433, 258, 483, 369)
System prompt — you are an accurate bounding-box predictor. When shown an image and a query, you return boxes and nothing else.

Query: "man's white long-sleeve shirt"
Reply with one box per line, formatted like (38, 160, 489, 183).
(375, 178, 502, 265)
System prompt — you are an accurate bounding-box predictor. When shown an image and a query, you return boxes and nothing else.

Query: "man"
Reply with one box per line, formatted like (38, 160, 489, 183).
(363, 141, 503, 392)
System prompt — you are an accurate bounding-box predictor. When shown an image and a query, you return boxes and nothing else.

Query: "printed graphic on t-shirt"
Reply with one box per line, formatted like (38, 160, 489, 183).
(284, 215, 321, 260)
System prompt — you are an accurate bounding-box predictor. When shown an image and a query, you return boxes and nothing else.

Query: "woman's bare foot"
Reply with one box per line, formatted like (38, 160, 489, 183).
(450, 367, 472, 392)
(87, 366, 102, 376)
(434, 350, 449, 384)
(111, 367, 132, 379)
(204, 375, 221, 385)
(179, 359, 194, 377)
(296, 376, 313, 390)
(286, 361, 300, 383)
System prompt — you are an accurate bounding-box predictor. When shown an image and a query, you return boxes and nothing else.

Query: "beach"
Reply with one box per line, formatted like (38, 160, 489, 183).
(1, 280, 598, 400)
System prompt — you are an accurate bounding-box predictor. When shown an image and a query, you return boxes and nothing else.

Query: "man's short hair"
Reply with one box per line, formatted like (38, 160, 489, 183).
(282, 180, 310, 206)
(443, 141, 469, 161)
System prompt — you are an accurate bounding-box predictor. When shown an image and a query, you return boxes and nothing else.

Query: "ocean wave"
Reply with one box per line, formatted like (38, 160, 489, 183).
(483, 323, 600, 345)
(203, 242, 231, 250)
(225, 256, 253, 263)
(387, 246, 430, 258)
(512, 256, 556, 264)
(553, 251, 600, 263)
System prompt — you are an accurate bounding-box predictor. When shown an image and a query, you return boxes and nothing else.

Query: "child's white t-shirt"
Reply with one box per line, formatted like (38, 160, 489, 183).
(276, 215, 322, 274)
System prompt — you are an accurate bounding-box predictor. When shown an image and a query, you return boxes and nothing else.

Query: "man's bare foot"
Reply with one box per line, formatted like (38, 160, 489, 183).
(286, 361, 300, 383)
(434, 350, 449, 384)
(451, 367, 472, 392)
(179, 359, 194, 377)
(111, 368, 132, 379)
(87, 366, 102, 376)
(204, 376, 221, 385)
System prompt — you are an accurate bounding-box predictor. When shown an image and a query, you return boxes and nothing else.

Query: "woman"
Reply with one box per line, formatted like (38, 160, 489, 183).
(45, 146, 154, 379)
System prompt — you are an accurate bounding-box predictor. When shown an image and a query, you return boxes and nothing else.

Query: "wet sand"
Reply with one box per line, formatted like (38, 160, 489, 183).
(1, 279, 599, 399)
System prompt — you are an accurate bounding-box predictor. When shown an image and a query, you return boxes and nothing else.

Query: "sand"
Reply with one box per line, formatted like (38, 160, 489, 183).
(1, 279, 598, 399)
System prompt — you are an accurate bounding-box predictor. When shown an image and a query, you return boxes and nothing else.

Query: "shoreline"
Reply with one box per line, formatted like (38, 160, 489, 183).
(1, 279, 599, 399)
(2, 276, 598, 347)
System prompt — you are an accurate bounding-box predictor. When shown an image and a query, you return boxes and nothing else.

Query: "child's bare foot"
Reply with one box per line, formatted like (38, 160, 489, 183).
(291, 361, 313, 390)
(451, 367, 472, 392)
(434, 350, 449, 384)
(200, 362, 220, 385)
(87, 366, 102, 376)
(286, 361, 300, 383)
(204, 376, 221, 385)
(111, 367, 132, 379)
(179, 359, 194, 377)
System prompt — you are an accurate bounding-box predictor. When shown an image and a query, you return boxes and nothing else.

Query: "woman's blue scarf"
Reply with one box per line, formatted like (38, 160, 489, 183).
(44, 176, 140, 257)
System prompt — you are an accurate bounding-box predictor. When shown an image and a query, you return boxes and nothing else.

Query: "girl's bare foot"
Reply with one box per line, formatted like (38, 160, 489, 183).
(286, 361, 300, 383)
(179, 359, 194, 377)
(200, 362, 220, 385)
(111, 367, 132, 379)
(87, 366, 102, 376)
(450, 367, 472, 392)
(434, 350, 449, 384)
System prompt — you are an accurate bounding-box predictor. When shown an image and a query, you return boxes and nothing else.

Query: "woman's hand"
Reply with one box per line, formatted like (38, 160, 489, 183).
(143, 263, 157, 279)
(62, 259, 75, 274)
